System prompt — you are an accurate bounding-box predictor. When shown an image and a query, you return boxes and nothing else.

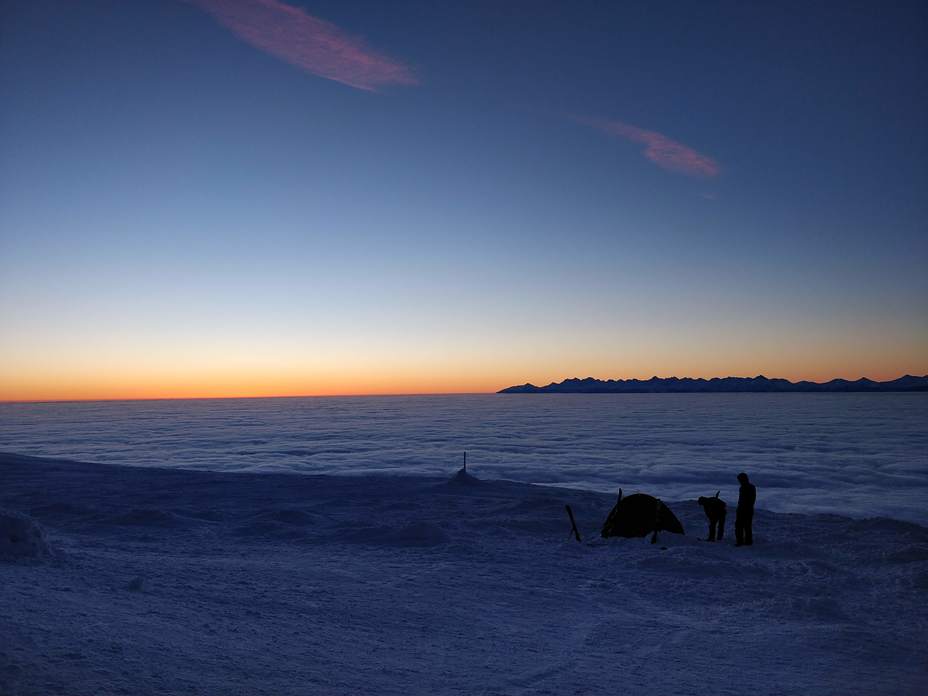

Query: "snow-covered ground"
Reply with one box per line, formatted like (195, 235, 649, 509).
(1, 453, 926, 695)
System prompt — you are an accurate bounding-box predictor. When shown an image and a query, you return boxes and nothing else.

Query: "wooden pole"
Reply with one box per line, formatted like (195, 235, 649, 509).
(565, 505, 582, 543)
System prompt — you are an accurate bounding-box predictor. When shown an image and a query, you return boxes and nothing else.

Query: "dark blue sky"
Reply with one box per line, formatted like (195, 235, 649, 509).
(1, 0, 926, 399)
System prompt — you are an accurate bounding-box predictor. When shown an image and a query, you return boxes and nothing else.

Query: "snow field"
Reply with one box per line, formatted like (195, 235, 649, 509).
(1, 453, 926, 695)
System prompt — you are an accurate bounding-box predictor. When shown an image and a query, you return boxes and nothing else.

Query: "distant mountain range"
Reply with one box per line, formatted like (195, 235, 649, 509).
(498, 374, 928, 394)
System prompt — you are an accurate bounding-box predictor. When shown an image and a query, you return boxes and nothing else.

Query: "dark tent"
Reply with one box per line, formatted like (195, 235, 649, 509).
(600, 491, 685, 539)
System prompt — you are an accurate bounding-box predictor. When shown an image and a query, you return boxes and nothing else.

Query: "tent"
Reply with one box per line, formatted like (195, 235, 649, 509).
(600, 490, 685, 540)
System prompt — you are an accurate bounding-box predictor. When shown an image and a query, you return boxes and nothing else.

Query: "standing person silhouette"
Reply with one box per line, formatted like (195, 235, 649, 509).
(735, 472, 756, 546)
(697, 492, 726, 542)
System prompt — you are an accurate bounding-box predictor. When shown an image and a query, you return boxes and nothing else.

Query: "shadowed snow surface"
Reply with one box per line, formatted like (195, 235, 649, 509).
(1, 453, 926, 695)
(0, 509, 51, 561)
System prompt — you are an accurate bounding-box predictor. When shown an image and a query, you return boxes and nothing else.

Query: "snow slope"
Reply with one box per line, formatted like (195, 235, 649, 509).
(1, 453, 926, 695)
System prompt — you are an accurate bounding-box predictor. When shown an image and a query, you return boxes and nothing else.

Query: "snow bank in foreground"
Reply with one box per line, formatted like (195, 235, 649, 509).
(0, 509, 50, 561)
(1, 453, 926, 696)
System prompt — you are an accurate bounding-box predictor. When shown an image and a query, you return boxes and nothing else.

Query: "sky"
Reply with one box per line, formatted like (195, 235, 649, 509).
(1, 0, 926, 401)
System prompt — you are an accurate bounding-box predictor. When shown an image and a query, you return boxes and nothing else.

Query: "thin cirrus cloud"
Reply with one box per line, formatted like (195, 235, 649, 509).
(188, 0, 418, 91)
(576, 116, 720, 178)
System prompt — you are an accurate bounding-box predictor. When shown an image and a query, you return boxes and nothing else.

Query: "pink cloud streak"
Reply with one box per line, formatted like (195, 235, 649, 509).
(189, 0, 417, 91)
(577, 117, 719, 178)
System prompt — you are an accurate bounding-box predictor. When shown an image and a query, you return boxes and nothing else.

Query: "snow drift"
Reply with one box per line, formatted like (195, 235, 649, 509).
(0, 509, 51, 561)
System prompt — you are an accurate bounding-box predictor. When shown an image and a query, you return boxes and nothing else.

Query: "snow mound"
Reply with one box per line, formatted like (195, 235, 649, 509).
(493, 496, 561, 513)
(105, 508, 185, 527)
(249, 508, 319, 526)
(340, 521, 450, 547)
(229, 508, 323, 541)
(886, 545, 928, 564)
(30, 502, 92, 517)
(0, 509, 51, 561)
(446, 466, 482, 487)
(232, 521, 309, 541)
(388, 521, 450, 546)
(849, 517, 928, 539)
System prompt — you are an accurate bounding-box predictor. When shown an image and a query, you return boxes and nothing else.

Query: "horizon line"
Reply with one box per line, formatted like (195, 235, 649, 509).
(2, 372, 925, 405)
(0, 391, 491, 406)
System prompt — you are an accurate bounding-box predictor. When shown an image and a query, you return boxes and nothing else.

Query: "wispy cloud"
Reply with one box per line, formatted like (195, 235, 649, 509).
(189, 0, 418, 91)
(576, 117, 719, 178)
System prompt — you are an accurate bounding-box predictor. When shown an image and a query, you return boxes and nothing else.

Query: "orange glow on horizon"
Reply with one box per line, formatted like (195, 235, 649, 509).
(3, 320, 925, 403)
(2, 365, 925, 403)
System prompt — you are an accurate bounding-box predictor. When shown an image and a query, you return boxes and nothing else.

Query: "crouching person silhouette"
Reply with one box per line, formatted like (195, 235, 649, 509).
(697, 491, 726, 541)
(735, 472, 756, 546)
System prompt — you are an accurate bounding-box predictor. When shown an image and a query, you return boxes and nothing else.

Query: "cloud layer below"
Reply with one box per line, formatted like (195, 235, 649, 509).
(578, 117, 719, 177)
(2, 394, 925, 523)
(190, 0, 417, 91)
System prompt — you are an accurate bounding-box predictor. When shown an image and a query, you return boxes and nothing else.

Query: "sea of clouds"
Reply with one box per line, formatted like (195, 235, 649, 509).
(1, 393, 926, 523)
